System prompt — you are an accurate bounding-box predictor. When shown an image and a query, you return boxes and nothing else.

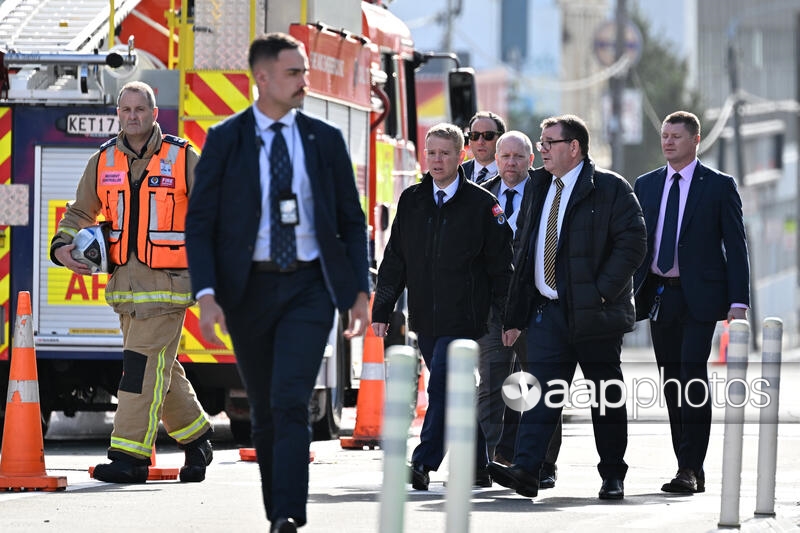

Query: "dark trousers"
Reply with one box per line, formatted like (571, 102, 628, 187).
(649, 283, 716, 476)
(412, 335, 460, 470)
(476, 308, 516, 458)
(514, 300, 628, 480)
(479, 313, 562, 469)
(225, 264, 334, 527)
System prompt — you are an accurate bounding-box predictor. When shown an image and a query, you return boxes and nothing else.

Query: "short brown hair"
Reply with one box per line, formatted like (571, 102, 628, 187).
(248, 33, 302, 70)
(663, 111, 701, 137)
(426, 123, 465, 152)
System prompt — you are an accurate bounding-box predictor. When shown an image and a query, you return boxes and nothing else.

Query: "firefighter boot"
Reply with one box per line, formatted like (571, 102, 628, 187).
(179, 437, 213, 483)
(93, 454, 149, 484)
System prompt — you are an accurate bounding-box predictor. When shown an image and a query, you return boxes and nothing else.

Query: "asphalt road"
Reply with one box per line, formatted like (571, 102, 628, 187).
(1, 346, 800, 532)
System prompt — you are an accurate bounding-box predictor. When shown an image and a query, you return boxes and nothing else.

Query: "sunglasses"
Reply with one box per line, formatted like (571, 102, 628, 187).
(467, 131, 500, 142)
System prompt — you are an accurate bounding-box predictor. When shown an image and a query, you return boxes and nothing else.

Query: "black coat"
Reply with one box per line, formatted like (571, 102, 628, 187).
(372, 169, 513, 339)
(505, 159, 647, 343)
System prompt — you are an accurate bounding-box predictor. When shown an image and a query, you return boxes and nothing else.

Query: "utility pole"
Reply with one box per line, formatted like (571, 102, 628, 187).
(441, 0, 463, 54)
(727, 29, 758, 348)
(609, 0, 627, 175)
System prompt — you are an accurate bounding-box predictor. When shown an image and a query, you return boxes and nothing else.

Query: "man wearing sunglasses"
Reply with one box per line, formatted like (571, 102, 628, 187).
(461, 111, 506, 185)
(490, 114, 646, 501)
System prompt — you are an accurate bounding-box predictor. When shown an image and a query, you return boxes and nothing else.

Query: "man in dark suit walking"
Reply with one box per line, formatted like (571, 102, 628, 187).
(461, 111, 506, 184)
(633, 110, 750, 494)
(489, 114, 646, 501)
(185, 33, 369, 533)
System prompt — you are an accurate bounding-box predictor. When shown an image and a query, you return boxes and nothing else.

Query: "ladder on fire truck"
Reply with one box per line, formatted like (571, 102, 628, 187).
(0, 0, 141, 53)
(0, 0, 141, 102)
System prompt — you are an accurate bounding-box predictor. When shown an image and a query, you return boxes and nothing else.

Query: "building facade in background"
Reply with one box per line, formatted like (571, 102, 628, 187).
(389, 0, 799, 345)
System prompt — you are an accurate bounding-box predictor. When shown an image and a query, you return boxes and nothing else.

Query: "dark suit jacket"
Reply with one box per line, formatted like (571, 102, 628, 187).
(461, 159, 496, 184)
(185, 107, 369, 312)
(633, 161, 750, 322)
(481, 173, 530, 241)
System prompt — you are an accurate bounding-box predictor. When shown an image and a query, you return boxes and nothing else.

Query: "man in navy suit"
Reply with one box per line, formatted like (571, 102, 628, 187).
(185, 33, 369, 533)
(633, 110, 750, 494)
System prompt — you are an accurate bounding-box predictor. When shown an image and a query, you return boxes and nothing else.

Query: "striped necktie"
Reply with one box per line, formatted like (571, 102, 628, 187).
(543, 178, 564, 289)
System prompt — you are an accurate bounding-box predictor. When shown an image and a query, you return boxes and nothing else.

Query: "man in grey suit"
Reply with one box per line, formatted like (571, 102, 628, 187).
(477, 131, 561, 489)
(185, 33, 369, 533)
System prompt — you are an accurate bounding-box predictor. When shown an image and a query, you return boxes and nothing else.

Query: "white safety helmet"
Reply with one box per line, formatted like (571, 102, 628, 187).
(70, 224, 109, 273)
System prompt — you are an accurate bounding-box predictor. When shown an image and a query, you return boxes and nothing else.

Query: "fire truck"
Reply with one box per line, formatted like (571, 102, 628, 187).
(0, 0, 474, 441)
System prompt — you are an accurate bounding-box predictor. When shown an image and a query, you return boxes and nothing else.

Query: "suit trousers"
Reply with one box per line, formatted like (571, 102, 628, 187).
(411, 335, 460, 470)
(225, 264, 334, 527)
(649, 283, 716, 475)
(514, 300, 628, 480)
(476, 308, 518, 457)
(478, 311, 563, 468)
(112, 311, 211, 460)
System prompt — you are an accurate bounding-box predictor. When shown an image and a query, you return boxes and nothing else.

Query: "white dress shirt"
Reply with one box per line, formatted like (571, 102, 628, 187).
(534, 161, 583, 300)
(252, 105, 318, 262)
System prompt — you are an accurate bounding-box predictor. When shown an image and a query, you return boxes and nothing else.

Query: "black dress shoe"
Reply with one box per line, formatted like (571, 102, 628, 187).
(538, 464, 557, 490)
(492, 452, 512, 467)
(599, 478, 624, 500)
(474, 465, 492, 488)
(487, 462, 539, 498)
(409, 462, 430, 491)
(661, 468, 697, 493)
(696, 475, 705, 493)
(270, 517, 297, 533)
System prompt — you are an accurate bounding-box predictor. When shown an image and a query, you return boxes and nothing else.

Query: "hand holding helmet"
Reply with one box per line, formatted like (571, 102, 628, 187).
(69, 224, 110, 273)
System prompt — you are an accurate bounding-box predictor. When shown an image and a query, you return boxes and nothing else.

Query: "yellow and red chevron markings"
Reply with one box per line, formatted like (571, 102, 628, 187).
(0, 108, 12, 361)
(177, 306, 236, 364)
(182, 71, 252, 153)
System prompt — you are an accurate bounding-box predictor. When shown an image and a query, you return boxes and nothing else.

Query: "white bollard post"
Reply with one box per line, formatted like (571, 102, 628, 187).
(719, 319, 750, 528)
(445, 339, 478, 533)
(379, 346, 418, 533)
(755, 317, 783, 517)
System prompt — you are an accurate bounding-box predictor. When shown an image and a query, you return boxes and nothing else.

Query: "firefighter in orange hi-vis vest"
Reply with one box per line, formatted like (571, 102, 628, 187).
(49, 81, 213, 484)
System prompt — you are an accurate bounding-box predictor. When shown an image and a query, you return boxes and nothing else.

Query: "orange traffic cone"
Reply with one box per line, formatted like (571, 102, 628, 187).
(411, 361, 428, 435)
(340, 298, 385, 450)
(238, 448, 315, 463)
(146, 445, 179, 480)
(0, 291, 67, 491)
(239, 448, 258, 462)
(715, 320, 730, 364)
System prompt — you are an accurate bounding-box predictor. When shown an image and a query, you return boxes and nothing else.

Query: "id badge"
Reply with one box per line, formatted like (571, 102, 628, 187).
(278, 192, 300, 226)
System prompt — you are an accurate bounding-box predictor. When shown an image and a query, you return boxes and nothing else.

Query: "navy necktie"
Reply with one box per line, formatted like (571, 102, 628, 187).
(476, 167, 489, 184)
(269, 122, 296, 269)
(436, 190, 446, 208)
(657, 174, 681, 273)
(503, 189, 516, 219)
